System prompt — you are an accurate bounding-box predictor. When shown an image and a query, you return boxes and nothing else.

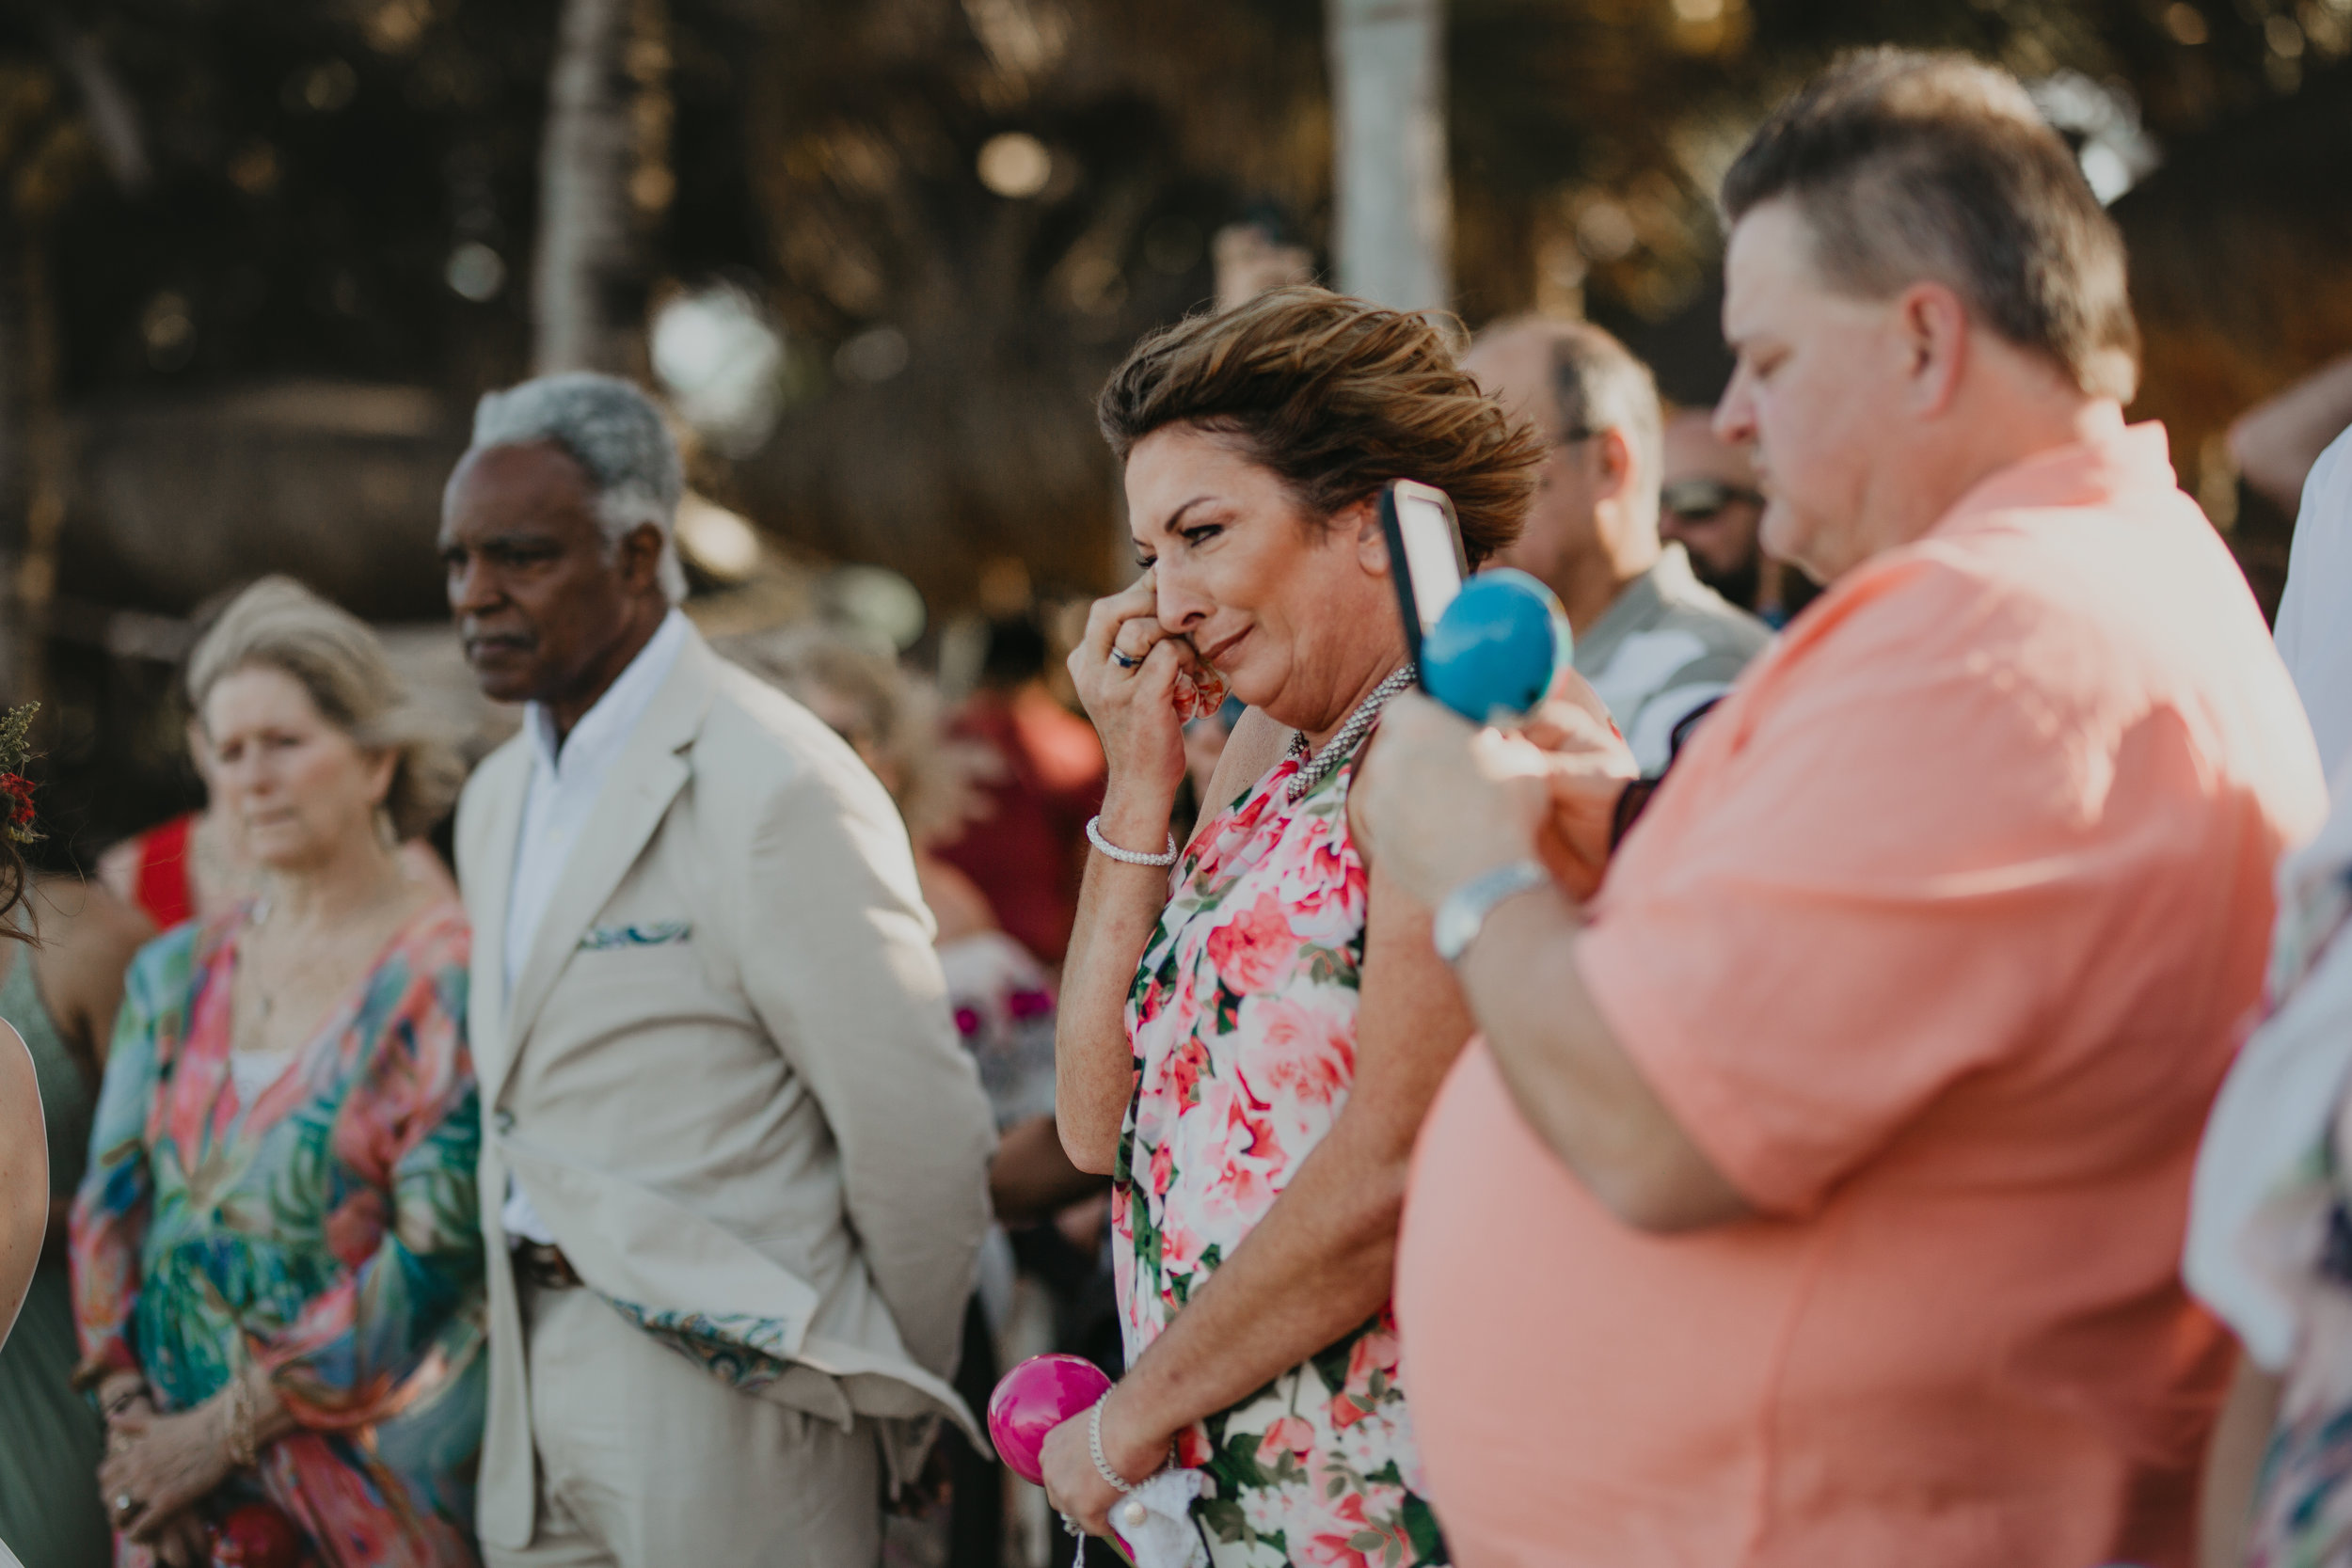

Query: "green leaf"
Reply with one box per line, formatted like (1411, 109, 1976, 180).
(1197, 1497, 1248, 1544)
(1403, 1493, 1446, 1562)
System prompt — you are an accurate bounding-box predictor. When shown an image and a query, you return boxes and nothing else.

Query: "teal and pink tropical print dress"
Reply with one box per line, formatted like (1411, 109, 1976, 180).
(1115, 748, 1446, 1568)
(71, 903, 486, 1567)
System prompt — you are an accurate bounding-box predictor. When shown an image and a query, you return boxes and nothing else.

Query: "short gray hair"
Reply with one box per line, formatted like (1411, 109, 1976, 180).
(470, 372, 689, 602)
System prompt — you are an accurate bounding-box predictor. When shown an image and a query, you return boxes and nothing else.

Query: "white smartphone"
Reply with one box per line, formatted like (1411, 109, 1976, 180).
(1379, 479, 1469, 664)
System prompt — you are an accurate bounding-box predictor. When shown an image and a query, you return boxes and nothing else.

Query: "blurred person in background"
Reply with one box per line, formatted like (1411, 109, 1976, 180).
(0, 853, 152, 1568)
(72, 578, 484, 1568)
(2187, 765, 2352, 1568)
(1659, 404, 1823, 627)
(2187, 414, 2352, 1568)
(1359, 50, 2326, 1568)
(99, 657, 456, 932)
(1041, 286, 1547, 1565)
(1467, 320, 1768, 772)
(931, 613, 1106, 968)
(724, 625, 1100, 1227)
(442, 373, 995, 1568)
(730, 624, 1109, 1568)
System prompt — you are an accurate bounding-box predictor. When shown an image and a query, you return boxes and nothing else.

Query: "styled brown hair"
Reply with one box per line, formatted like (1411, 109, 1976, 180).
(1722, 48, 2139, 403)
(1097, 286, 1545, 567)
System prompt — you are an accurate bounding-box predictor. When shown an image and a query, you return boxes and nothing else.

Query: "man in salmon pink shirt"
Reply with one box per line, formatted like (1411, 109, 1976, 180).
(1358, 49, 2327, 1568)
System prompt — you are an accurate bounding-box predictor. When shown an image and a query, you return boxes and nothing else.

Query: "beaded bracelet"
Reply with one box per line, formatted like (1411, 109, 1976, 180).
(1086, 815, 1178, 867)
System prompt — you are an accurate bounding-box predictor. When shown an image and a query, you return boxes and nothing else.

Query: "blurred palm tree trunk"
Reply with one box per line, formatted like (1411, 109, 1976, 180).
(533, 0, 670, 374)
(1327, 0, 1451, 311)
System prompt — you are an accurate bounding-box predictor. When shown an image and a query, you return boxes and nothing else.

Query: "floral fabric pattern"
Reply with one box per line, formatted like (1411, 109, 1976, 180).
(71, 904, 486, 1568)
(1115, 752, 1444, 1568)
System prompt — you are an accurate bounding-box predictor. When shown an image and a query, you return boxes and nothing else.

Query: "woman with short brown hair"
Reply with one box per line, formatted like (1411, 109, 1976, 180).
(1041, 288, 1546, 1565)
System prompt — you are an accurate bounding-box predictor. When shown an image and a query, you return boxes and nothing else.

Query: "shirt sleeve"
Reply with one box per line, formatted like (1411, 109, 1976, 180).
(252, 950, 484, 1428)
(738, 755, 998, 1379)
(1576, 557, 2145, 1217)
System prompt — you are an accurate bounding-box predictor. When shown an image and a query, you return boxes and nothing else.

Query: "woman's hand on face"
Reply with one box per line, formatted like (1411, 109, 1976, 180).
(100, 1403, 234, 1546)
(1069, 572, 1198, 812)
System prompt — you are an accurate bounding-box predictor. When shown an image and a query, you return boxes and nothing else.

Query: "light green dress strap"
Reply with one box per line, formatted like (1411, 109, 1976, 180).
(0, 953, 110, 1568)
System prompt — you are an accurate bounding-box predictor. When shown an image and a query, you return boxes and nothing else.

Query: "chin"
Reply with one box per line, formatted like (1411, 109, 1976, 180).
(247, 826, 329, 870)
(1210, 652, 1274, 714)
(1757, 503, 1818, 576)
(466, 657, 538, 705)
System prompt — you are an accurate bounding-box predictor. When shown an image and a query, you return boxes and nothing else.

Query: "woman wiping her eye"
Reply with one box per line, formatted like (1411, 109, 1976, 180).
(1035, 287, 1562, 1566)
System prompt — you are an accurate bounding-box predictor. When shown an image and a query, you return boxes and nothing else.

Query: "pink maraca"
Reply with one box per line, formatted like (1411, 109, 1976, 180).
(988, 1353, 1112, 1485)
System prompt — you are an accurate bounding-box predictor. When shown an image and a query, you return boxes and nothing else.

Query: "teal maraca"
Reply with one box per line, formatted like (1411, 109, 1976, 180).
(1419, 568, 1574, 724)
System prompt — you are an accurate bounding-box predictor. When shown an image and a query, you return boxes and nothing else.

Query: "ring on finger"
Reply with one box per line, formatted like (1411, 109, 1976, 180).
(1109, 649, 1143, 670)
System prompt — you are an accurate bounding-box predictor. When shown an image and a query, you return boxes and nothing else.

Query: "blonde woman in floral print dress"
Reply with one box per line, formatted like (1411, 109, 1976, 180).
(1041, 289, 1548, 1566)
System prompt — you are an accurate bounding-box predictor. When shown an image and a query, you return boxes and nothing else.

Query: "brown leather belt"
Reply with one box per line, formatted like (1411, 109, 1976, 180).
(512, 1242, 582, 1291)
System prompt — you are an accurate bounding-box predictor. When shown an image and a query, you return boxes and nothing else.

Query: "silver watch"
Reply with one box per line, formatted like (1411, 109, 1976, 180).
(1432, 861, 1552, 964)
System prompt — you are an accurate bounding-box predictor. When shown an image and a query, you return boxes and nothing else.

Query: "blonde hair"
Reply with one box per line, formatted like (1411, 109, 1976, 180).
(187, 577, 465, 841)
(722, 625, 994, 847)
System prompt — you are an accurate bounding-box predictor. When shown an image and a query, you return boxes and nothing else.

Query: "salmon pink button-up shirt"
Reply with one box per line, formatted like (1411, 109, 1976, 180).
(1398, 412, 2327, 1568)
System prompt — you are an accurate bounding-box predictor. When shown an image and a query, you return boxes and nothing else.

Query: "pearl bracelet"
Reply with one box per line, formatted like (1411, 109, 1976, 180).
(1086, 815, 1178, 867)
(1089, 1395, 1163, 1497)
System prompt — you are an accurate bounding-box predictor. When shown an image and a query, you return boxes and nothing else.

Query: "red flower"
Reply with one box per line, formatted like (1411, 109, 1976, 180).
(1204, 892, 1295, 993)
(1255, 1414, 1316, 1465)
(0, 772, 32, 827)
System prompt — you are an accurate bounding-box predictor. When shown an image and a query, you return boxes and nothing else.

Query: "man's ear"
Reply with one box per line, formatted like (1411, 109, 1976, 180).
(1591, 427, 1638, 505)
(618, 521, 669, 595)
(1897, 281, 1970, 418)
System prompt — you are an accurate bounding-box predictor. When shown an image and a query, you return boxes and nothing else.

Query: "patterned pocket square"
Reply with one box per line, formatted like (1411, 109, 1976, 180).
(580, 920, 692, 950)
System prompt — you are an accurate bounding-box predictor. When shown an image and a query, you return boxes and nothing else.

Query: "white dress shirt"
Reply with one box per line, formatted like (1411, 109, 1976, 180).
(500, 609, 690, 1244)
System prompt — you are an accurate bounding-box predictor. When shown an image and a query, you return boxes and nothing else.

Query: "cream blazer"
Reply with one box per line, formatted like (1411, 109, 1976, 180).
(457, 626, 997, 1551)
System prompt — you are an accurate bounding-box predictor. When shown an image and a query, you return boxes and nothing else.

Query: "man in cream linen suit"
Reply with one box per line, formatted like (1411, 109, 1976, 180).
(439, 373, 996, 1568)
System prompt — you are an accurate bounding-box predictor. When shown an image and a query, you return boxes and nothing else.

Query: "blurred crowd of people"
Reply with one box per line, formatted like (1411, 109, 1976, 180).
(4, 40, 2352, 1568)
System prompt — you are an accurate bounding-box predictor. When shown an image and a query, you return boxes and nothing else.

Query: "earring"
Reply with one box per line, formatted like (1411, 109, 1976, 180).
(374, 805, 397, 849)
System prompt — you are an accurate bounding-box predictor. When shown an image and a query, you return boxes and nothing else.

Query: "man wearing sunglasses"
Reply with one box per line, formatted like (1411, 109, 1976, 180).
(1659, 406, 1821, 628)
(1466, 318, 1771, 771)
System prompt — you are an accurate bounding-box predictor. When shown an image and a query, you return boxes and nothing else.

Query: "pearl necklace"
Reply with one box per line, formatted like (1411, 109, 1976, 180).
(1284, 665, 1416, 803)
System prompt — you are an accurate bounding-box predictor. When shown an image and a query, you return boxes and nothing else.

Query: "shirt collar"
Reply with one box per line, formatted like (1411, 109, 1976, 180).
(1580, 556, 1667, 649)
(524, 608, 691, 781)
(1930, 402, 2167, 537)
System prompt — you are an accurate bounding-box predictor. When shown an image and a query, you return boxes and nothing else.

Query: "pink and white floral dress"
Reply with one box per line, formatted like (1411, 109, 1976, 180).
(1114, 749, 1445, 1568)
